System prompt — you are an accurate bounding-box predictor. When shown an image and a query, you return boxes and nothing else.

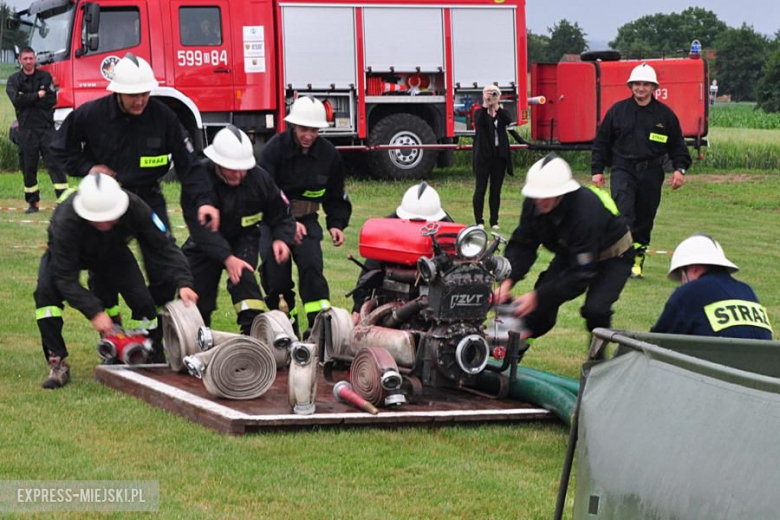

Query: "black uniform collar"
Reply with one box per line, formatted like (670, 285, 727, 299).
(630, 95, 657, 113)
(282, 127, 323, 160)
(107, 93, 151, 121)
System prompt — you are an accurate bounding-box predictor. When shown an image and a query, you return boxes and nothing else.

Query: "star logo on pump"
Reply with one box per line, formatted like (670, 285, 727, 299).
(100, 56, 122, 81)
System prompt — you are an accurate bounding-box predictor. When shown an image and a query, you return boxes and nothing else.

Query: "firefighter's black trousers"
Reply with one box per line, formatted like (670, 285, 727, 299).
(610, 164, 664, 247)
(34, 249, 159, 361)
(182, 233, 264, 335)
(19, 126, 67, 204)
(260, 216, 329, 329)
(524, 251, 634, 339)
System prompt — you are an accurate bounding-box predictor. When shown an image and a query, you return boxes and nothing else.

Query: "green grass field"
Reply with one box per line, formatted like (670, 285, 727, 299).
(0, 165, 778, 518)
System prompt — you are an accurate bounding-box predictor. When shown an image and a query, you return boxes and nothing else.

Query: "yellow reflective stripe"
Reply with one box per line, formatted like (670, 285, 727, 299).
(289, 307, 298, 316)
(234, 299, 266, 312)
(139, 155, 169, 168)
(302, 188, 325, 198)
(704, 299, 772, 333)
(36, 306, 63, 320)
(585, 185, 619, 216)
(57, 188, 77, 203)
(156, 305, 165, 314)
(241, 212, 263, 227)
(105, 305, 120, 317)
(304, 299, 331, 314)
(24, 185, 39, 193)
(53, 183, 70, 190)
(128, 317, 158, 330)
(648, 132, 668, 143)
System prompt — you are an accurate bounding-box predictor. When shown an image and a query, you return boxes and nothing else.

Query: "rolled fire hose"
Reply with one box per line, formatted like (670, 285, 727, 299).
(350, 347, 405, 407)
(184, 335, 276, 400)
(288, 342, 318, 415)
(163, 300, 205, 373)
(249, 310, 297, 367)
(309, 307, 354, 362)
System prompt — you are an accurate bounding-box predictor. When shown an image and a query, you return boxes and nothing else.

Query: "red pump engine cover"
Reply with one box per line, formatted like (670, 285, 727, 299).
(359, 218, 467, 266)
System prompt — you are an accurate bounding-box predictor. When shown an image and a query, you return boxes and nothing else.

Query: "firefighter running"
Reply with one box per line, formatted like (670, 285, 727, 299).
(34, 174, 197, 389)
(181, 125, 296, 334)
(258, 96, 352, 335)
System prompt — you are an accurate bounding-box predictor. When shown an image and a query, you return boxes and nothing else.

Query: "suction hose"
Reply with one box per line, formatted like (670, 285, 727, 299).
(163, 300, 205, 373)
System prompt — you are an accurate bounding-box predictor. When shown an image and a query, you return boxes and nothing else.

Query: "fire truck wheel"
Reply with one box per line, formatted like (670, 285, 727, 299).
(367, 113, 437, 180)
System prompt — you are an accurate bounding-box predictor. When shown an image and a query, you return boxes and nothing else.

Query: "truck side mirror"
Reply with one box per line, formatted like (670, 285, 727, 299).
(76, 2, 100, 56)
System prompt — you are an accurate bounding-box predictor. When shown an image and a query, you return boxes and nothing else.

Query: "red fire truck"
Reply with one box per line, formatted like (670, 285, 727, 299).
(10, 0, 708, 180)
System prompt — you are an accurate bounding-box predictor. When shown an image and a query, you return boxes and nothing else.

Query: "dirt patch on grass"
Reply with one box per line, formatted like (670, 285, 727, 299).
(690, 173, 766, 183)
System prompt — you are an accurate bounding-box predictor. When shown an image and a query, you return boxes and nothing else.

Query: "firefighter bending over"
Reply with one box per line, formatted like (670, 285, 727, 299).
(495, 154, 633, 342)
(34, 175, 197, 389)
(181, 126, 296, 334)
(652, 234, 772, 339)
(258, 96, 352, 335)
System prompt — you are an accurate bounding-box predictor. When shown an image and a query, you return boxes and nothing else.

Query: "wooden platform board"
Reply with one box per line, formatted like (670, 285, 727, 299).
(95, 364, 554, 434)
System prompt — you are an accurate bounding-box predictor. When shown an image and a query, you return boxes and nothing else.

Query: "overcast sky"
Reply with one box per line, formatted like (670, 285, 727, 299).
(526, 0, 778, 43)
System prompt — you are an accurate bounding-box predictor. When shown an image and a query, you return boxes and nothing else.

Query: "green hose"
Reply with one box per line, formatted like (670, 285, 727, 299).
(514, 366, 580, 396)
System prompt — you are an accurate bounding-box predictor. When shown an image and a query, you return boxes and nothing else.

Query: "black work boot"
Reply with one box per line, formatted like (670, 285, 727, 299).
(148, 324, 167, 364)
(42, 356, 70, 389)
(24, 202, 40, 214)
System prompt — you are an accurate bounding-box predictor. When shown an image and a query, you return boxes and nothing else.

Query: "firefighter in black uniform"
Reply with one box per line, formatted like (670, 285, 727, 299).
(181, 126, 296, 334)
(6, 47, 68, 213)
(652, 234, 772, 339)
(258, 96, 352, 334)
(50, 53, 218, 331)
(496, 154, 634, 341)
(34, 174, 197, 389)
(591, 63, 691, 278)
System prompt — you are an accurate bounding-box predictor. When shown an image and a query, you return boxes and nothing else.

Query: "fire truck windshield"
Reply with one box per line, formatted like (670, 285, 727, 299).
(24, 3, 74, 65)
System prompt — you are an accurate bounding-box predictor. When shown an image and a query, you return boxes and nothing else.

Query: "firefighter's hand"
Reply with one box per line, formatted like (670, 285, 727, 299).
(669, 170, 685, 190)
(224, 255, 254, 284)
(198, 204, 220, 232)
(272, 239, 290, 264)
(179, 287, 198, 306)
(591, 173, 605, 189)
(88, 164, 117, 178)
(512, 291, 538, 318)
(330, 228, 345, 247)
(493, 278, 514, 304)
(294, 221, 307, 245)
(38, 89, 46, 98)
(352, 311, 361, 326)
(90, 312, 115, 335)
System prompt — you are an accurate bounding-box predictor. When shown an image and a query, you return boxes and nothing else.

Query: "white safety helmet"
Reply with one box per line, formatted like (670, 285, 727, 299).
(73, 174, 129, 222)
(627, 63, 658, 86)
(204, 125, 256, 170)
(107, 53, 159, 94)
(396, 182, 447, 221)
(668, 234, 739, 281)
(521, 154, 580, 199)
(284, 96, 329, 129)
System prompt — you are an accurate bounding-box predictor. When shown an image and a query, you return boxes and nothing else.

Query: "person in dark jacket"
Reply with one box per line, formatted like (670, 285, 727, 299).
(652, 234, 772, 339)
(181, 126, 296, 334)
(495, 154, 633, 341)
(34, 174, 198, 389)
(258, 96, 352, 334)
(471, 84, 514, 230)
(591, 63, 691, 278)
(6, 47, 68, 213)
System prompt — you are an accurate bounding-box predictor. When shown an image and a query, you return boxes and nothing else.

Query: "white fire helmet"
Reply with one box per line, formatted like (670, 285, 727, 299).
(396, 182, 447, 221)
(204, 125, 256, 171)
(73, 174, 129, 222)
(627, 63, 658, 86)
(521, 154, 580, 199)
(668, 234, 739, 281)
(107, 53, 159, 94)
(284, 96, 329, 129)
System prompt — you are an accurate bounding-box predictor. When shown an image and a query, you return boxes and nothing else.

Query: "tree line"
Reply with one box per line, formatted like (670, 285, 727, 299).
(528, 7, 780, 112)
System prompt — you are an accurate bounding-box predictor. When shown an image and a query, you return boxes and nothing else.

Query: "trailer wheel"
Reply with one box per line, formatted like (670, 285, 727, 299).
(368, 113, 437, 180)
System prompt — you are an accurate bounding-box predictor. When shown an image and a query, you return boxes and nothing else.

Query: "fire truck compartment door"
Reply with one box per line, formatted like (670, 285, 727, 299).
(363, 8, 443, 72)
(451, 8, 517, 87)
(555, 62, 597, 143)
(282, 7, 356, 90)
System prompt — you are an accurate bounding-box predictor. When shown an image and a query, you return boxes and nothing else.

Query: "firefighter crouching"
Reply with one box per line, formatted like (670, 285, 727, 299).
(495, 154, 634, 343)
(181, 125, 295, 334)
(34, 174, 197, 389)
(258, 96, 352, 335)
(652, 234, 773, 339)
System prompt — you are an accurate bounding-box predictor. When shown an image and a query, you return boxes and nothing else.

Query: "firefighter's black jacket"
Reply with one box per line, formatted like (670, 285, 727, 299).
(46, 192, 194, 320)
(591, 96, 692, 173)
(50, 94, 213, 207)
(181, 161, 296, 262)
(505, 187, 629, 309)
(259, 128, 351, 230)
(6, 68, 56, 128)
